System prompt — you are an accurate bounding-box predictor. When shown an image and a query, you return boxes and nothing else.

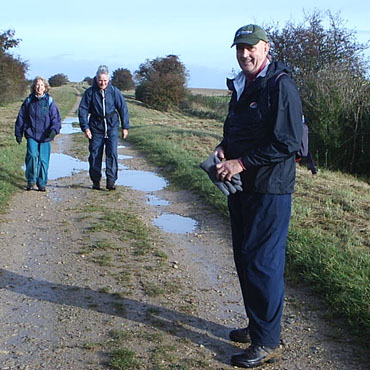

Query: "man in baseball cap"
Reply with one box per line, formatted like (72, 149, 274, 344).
(212, 23, 304, 368)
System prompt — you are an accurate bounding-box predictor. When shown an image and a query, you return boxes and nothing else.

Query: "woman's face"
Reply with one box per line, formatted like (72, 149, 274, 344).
(34, 80, 46, 97)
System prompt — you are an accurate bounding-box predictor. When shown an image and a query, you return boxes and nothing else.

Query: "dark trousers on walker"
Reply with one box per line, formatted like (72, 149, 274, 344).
(88, 131, 118, 184)
(228, 191, 291, 348)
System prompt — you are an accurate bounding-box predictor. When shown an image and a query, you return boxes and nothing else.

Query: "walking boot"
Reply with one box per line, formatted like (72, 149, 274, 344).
(231, 344, 282, 368)
(92, 182, 101, 190)
(106, 180, 116, 190)
(26, 183, 37, 191)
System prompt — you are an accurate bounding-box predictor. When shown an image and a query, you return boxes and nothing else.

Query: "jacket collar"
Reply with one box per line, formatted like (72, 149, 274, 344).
(229, 59, 271, 101)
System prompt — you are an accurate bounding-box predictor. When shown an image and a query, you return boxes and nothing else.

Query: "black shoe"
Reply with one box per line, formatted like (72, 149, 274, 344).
(230, 327, 250, 343)
(106, 181, 116, 190)
(231, 344, 281, 368)
(38, 186, 46, 192)
(92, 182, 101, 190)
(26, 183, 37, 191)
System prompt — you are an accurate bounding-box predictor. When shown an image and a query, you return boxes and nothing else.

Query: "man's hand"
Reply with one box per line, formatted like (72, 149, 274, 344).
(84, 128, 92, 139)
(122, 129, 128, 139)
(216, 159, 244, 182)
(48, 129, 57, 140)
(200, 153, 243, 196)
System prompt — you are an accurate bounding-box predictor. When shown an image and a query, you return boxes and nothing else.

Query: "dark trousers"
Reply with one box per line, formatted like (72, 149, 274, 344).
(228, 191, 292, 347)
(88, 131, 118, 184)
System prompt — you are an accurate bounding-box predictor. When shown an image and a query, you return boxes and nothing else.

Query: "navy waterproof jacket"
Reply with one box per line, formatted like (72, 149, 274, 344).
(14, 93, 62, 143)
(78, 78, 129, 135)
(220, 60, 303, 194)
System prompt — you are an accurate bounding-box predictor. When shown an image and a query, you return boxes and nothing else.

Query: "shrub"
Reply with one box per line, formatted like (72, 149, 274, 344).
(135, 55, 188, 111)
(49, 73, 69, 87)
(112, 68, 135, 91)
(82, 76, 93, 86)
(0, 29, 28, 105)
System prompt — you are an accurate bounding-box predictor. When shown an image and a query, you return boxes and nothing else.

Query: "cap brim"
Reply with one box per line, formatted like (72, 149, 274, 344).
(231, 37, 264, 47)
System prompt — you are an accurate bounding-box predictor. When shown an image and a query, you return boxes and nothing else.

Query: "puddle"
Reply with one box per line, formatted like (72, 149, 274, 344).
(46, 153, 125, 180)
(39, 146, 197, 234)
(116, 169, 168, 192)
(146, 194, 171, 206)
(118, 154, 133, 160)
(48, 153, 89, 180)
(60, 116, 81, 134)
(153, 213, 197, 234)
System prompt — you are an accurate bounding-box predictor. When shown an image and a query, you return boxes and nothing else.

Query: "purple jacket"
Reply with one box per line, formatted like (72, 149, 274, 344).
(15, 93, 62, 143)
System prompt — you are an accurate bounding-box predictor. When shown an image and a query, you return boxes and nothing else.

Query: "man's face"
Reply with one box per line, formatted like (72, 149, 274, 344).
(97, 73, 109, 90)
(236, 40, 270, 77)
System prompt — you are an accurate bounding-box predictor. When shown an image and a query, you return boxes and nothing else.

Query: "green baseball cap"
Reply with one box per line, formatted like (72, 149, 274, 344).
(231, 24, 268, 47)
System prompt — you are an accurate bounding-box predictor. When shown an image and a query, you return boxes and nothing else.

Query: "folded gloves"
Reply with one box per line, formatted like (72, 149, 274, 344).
(200, 153, 243, 196)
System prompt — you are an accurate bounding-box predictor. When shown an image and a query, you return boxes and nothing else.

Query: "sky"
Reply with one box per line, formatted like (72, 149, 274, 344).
(2, 0, 369, 89)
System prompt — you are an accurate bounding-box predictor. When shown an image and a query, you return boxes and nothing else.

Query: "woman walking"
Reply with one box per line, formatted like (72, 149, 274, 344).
(14, 76, 61, 191)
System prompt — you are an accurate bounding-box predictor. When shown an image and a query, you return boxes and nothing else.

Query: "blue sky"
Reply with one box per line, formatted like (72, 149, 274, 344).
(2, 0, 369, 88)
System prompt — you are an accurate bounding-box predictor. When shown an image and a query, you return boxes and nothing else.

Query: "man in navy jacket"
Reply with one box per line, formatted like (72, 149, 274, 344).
(78, 65, 129, 190)
(214, 25, 303, 368)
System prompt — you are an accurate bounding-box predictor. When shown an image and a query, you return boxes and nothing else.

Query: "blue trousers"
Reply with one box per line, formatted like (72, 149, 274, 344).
(88, 132, 118, 183)
(228, 192, 291, 347)
(25, 138, 51, 188)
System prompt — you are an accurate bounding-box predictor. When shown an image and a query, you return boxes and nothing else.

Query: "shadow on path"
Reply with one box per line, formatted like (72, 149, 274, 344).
(0, 268, 239, 366)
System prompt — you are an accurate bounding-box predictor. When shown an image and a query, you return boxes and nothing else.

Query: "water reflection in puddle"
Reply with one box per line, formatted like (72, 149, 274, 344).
(118, 154, 133, 160)
(146, 194, 170, 206)
(48, 153, 89, 180)
(153, 213, 197, 234)
(60, 116, 81, 134)
(116, 169, 168, 192)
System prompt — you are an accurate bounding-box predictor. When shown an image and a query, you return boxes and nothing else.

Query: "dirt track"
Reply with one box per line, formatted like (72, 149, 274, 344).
(0, 103, 368, 369)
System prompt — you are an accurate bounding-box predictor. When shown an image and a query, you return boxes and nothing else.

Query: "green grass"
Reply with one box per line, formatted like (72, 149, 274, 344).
(109, 348, 140, 369)
(125, 94, 370, 349)
(181, 91, 230, 121)
(85, 204, 155, 256)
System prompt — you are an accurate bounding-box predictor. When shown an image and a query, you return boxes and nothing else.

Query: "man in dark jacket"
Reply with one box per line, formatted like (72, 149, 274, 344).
(78, 65, 130, 190)
(214, 25, 303, 368)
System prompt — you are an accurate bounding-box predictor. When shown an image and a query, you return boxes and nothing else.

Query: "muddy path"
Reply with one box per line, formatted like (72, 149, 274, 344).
(0, 106, 368, 369)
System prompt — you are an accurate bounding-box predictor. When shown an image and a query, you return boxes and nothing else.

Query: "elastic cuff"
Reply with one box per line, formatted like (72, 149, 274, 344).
(238, 157, 246, 170)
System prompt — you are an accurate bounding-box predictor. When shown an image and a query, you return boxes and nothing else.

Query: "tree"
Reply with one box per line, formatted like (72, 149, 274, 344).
(49, 73, 69, 87)
(0, 29, 20, 55)
(112, 68, 134, 91)
(0, 29, 28, 105)
(266, 10, 370, 175)
(135, 55, 188, 111)
(82, 76, 93, 86)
